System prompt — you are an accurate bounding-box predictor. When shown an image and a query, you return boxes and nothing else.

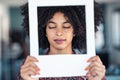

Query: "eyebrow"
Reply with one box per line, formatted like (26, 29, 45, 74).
(47, 21, 56, 24)
(47, 20, 71, 24)
(63, 21, 71, 24)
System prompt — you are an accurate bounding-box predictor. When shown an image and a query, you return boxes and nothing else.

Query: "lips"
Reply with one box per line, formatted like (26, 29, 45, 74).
(54, 39, 66, 44)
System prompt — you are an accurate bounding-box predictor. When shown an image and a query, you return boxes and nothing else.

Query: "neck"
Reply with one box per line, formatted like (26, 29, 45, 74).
(48, 47, 73, 55)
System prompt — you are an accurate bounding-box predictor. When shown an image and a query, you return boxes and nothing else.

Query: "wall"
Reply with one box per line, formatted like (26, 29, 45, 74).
(105, 3, 120, 65)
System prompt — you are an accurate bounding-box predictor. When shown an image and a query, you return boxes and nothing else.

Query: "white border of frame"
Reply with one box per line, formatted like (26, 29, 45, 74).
(28, 0, 95, 78)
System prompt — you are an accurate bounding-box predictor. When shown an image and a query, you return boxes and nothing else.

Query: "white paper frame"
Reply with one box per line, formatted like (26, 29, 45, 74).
(28, 0, 95, 78)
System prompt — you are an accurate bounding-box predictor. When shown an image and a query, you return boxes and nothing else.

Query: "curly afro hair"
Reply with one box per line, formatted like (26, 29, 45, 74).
(21, 2, 103, 51)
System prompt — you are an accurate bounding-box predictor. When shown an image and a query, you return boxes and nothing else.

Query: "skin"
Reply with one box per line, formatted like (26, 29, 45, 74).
(46, 12, 74, 54)
(20, 12, 106, 80)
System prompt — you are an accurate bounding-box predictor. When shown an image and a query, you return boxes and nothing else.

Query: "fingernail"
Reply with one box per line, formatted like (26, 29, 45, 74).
(87, 59, 90, 62)
(38, 68, 40, 71)
(36, 59, 39, 62)
(85, 67, 88, 70)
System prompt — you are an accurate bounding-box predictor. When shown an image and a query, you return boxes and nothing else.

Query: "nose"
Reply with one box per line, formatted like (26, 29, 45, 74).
(56, 28, 63, 36)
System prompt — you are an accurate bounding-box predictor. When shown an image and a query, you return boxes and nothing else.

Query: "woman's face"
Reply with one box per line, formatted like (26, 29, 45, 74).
(46, 12, 74, 51)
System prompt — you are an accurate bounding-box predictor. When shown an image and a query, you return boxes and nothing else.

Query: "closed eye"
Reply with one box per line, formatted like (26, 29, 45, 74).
(63, 26, 71, 29)
(48, 26, 56, 29)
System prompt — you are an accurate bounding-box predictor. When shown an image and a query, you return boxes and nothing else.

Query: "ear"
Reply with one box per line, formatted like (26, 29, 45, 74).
(73, 34, 75, 37)
(73, 31, 75, 37)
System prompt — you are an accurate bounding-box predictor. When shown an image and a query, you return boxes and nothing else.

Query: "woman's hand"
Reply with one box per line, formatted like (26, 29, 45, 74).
(85, 56, 106, 80)
(20, 56, 40, 80)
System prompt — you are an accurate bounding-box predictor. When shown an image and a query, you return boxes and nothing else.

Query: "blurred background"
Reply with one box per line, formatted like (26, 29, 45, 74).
(0, 0, 120, 80)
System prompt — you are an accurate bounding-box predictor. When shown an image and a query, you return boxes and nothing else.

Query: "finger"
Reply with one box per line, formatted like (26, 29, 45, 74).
(87, 76, 98, 80)
(21, 61, 40, 74)
(21, 70, 38, 80)
(25, 56, 39, 64)
(87, 56, 102, 64)
(87, 71, 103, 80)
(86, 65, 106, 80)
(32, 78, 39, 80)
(86, 68, 99, 77)
(21, 66, 40, 75)
(85, 62, 106, 76)
(90, 69, 104, 77)
(23, 61, 39, 68)
(90, 65, 105, 74)
(85, 61, 103, 71)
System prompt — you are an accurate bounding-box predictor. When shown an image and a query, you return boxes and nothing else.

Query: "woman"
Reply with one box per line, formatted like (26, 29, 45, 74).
(18, 2, 106, 80)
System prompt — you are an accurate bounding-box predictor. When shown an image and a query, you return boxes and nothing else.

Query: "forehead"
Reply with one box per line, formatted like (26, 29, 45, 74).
(49, 12, 69, 21)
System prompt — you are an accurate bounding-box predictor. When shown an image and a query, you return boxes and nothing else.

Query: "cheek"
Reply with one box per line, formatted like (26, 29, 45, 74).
(66, 32, 74, 40)
(46, 30, 55, 40)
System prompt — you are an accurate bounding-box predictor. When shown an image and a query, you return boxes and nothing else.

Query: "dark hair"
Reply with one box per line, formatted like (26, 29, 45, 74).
(21, 2, 103, 51)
